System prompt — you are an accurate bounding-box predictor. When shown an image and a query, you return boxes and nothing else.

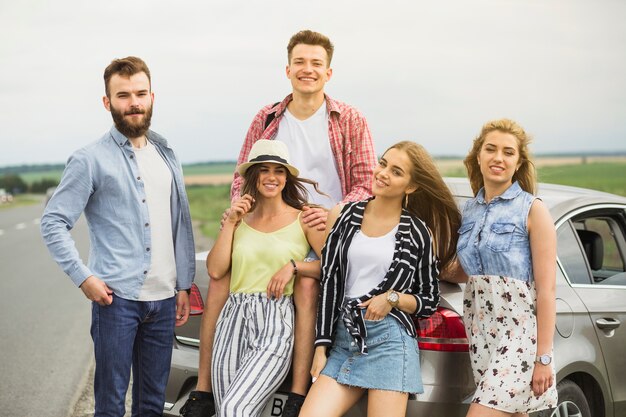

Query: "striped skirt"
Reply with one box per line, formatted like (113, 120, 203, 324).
(212, 292, 294, 417)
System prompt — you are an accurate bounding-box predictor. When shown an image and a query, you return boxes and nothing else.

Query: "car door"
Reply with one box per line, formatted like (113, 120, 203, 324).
(556, 206, 626, 416)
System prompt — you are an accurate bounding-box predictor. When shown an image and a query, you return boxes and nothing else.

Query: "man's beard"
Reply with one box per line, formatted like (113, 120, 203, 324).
(110, 103, 153, 139)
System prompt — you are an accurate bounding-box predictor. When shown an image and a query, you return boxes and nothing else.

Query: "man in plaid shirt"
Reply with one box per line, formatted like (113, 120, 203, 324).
(181, 30, 376, 417)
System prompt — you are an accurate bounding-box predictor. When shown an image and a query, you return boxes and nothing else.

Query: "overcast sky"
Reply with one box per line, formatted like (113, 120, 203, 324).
(1, 0, 625, 167)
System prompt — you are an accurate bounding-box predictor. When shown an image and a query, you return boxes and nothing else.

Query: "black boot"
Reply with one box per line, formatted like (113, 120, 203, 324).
(180, 391, 215, 417)
(282, 392, 306, 417)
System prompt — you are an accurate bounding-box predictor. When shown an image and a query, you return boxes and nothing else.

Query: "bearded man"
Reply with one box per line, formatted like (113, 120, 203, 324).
(41, 56, 195, 417)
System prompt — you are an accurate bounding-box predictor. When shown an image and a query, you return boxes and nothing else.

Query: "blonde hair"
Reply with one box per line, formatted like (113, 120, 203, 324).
(385, 141, 461, 271)
(464, 118, 537, 196)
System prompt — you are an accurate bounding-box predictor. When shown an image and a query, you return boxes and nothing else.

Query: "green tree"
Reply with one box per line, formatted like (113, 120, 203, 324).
(0, 174, 28, 194)
(30, 178, 59, 193)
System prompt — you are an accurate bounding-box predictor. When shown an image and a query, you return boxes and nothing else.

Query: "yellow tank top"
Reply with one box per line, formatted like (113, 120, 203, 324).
(230, 213, 310, 295)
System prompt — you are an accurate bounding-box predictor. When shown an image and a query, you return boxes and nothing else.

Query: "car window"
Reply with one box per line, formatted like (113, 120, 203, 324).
(570, 209, 626, 286)
(557, 222, 592, 285)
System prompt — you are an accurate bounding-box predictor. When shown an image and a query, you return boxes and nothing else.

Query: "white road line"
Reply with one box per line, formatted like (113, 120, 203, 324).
(33, 218, 40, 225)
(15, 223, 26, 230)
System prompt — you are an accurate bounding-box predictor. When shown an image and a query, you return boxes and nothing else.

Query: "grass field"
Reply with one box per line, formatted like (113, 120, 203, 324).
(6, 159, 625, 240)
(185, 161, 626, 240)
(440, 162, 626, 196)
(537, 163, 626, 196)
(18, 170, 64, 184)
(186, 184, 232, 239)
(182, 163, 236, 176)
(9, 164, 237, 186)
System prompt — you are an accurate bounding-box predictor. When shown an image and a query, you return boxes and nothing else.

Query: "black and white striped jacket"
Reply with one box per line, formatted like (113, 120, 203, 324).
(315, 198, 440, 354)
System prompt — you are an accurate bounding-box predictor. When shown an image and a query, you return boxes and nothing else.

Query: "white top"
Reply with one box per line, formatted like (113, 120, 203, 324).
(345, 225, 399, 298)
(275, 101, 342, 207)
(134, 141, 177, 301)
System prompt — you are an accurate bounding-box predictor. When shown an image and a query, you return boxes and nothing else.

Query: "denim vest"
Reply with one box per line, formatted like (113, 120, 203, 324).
(456, 182, 536, 282)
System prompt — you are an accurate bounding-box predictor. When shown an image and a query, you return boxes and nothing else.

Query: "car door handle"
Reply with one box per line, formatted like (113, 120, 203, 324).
(595, 318, 621, 330)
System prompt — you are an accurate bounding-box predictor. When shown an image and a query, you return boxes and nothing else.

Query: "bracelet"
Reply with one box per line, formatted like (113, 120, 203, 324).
(290, 259, 298, 276)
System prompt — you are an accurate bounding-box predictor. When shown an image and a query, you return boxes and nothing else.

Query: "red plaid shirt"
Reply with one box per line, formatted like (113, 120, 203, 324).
(231, 94, 376, 204)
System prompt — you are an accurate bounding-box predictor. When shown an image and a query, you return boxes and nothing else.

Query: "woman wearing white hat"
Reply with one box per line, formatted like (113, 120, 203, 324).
(207, 140, 325, 417)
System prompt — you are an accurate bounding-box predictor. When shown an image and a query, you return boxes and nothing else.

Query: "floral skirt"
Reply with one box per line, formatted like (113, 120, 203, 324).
(463, 275, 557, 413)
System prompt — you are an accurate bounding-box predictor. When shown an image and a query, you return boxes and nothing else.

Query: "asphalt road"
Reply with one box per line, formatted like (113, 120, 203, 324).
(0, 201, 92, 417)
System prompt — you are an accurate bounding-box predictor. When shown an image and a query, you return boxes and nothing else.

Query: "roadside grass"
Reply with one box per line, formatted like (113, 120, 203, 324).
(186, 184, 231, 239)
(0, 194, 42, 210)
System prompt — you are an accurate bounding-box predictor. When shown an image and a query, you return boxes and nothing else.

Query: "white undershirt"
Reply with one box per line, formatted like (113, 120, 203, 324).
(275, 101, 342, 207)
(134, 141, 177, 301)
(345, 225, 399, 299)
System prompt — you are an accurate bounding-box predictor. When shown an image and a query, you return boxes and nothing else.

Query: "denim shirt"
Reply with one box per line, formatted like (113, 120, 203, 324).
(41, 126, 195, 300)
(456, 182, 536, 282)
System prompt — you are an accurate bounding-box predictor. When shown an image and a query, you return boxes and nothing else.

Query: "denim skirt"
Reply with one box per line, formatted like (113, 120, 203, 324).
(321, 314, 423, 394)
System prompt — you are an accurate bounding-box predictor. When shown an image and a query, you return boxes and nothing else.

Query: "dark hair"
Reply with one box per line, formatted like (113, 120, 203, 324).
(287, 30, 334, 66)
(240, 164, 326, 210)
(464, 118, 537, 196)
(103, 56, 151, 98)
(385, 141, 461, 271)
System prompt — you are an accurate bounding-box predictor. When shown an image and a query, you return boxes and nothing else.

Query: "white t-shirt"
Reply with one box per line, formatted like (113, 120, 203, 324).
(274, 101, 342, 207)
(134, 141, 177, 301)
(345, 225, 399, 299)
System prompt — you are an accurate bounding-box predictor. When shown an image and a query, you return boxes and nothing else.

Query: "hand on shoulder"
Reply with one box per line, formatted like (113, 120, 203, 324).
(301, 205, 329, 231)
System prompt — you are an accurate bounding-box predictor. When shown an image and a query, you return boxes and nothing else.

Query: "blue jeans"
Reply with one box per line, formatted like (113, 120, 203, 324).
(91, 294, 176, 417)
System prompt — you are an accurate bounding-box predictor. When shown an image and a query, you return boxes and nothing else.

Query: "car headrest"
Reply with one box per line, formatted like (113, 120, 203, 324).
(576, 229, 603, 271)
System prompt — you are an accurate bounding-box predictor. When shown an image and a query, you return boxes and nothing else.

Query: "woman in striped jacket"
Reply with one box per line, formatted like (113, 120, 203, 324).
(300, 141, 461, 417)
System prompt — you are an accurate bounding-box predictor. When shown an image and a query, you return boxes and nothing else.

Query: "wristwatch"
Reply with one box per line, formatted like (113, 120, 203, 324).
(535, 354, 552, 365)
(386, 290, 400, 308)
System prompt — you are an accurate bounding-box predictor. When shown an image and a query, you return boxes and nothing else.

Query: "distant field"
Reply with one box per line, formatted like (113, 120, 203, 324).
(182, 163, 236, 176)
(537, 162, 626, 196)
(6, 158, 625, 241)
(18, 170, 64, 184)
(13, 157, 626, 196)
(186, 184, 232, 239)
(440, 160, 626, 197)
(12, 163, 238, 186)
(184, 160, 626, 240)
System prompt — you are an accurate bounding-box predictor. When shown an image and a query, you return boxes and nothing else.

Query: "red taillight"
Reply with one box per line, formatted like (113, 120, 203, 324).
(416, 307, 469, 352)
(189, 283, 204, 316)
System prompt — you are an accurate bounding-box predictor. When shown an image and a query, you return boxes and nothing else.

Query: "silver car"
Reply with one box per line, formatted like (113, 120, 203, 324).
(164, 178, 626, 417)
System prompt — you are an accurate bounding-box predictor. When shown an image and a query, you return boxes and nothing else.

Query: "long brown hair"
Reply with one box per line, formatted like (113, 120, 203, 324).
(385, 141, 461, 271)
(464, 118, 537, 196)
(240, 164, 325, 210)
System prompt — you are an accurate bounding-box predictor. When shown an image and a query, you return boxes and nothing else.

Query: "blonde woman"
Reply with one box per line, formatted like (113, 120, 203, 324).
(445, 119, 558, 417)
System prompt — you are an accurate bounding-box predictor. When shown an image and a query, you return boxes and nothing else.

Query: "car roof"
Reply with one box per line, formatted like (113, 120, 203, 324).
(444, 177, 626, 222)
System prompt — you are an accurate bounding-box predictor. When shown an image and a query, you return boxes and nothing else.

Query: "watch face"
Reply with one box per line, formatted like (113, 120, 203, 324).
(389, 292, 399, 303)
(540, 355, 551, 365)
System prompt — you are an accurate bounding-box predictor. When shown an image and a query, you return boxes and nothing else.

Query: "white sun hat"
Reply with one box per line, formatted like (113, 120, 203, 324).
(236, 139, 299, 177)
